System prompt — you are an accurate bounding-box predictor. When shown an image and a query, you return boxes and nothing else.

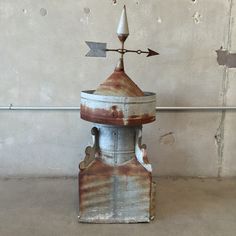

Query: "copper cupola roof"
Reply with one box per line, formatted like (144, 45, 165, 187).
(94, 58, 144, 97)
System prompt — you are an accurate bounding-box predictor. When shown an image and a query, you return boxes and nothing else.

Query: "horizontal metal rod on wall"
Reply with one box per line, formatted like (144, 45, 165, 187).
(0, 106, 236, 111)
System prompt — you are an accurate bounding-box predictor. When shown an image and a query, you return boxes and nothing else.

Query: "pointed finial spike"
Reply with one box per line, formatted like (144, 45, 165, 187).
(117, 5, 129, 42)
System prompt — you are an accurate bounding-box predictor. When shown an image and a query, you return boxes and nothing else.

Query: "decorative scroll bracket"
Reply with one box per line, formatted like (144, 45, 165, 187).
(135, 127, 152, 172)
(79, 127, 100, 170)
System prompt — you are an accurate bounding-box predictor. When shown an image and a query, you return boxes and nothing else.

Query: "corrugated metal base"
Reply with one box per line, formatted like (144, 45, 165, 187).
(78, 158, 153, 223)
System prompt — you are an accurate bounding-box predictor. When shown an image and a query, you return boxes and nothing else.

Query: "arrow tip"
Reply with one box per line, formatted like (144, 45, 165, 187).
(147, 48, 159, 57)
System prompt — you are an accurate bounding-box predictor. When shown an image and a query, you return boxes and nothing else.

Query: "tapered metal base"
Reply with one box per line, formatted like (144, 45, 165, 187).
(78, 125, 156, 223)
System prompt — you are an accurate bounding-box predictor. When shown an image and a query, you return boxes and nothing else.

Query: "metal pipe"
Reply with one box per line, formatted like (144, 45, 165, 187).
(0, 106, 80, 110)
(156, 107, 236, 111)
(0, 105, 236, 111)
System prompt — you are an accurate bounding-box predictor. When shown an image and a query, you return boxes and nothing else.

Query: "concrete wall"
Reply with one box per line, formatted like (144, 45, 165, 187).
(0, 0, 235, 177)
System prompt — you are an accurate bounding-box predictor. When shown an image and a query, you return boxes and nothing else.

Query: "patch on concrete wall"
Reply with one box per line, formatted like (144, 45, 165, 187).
(40, 8, 47, 16)
(160, 132, 175, 145)
(157, 16, 162, 24)
(192, 11, 201, 24)
(84, 7, 90, 15)
(216, 47, 236, 68)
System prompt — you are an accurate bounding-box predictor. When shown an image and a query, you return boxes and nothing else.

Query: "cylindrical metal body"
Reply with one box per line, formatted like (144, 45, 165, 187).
(95, 124, 141, 165)
(80, 90, 156, 126)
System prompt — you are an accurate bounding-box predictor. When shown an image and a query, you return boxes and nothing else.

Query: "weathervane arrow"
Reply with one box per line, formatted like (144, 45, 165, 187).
(85, 5, 159, 62)
(85, 44, 159, 58)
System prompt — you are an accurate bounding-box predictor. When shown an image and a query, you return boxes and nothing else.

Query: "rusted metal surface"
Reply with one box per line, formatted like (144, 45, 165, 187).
(79, 127, 100, 170)
(94, 69, 144, 96)
(150, 181, 156, 220)
(79, 157, 153, 223)
(106, 48, 159, 57)
(78, 125, 155, 223)
(79, 5, 157, 224)
(80, 91, 156, 126)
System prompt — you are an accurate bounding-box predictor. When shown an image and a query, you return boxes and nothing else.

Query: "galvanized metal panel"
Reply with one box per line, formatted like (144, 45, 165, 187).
(79, 158, 152, 223)
(96, 125, 137, 165)
(80, 90, 156, 126)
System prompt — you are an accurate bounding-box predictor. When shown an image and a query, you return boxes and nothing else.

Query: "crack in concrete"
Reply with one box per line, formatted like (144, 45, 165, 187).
(160, 132, 175, 145)
(216, 0, 233, 178)
(216, 105, 226, 178)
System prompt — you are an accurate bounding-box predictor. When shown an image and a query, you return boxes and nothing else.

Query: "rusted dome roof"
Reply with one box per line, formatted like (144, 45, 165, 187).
(94, 59, 144, 97)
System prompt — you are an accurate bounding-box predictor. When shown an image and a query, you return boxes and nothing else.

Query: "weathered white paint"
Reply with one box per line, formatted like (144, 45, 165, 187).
(117, 5, 129, 36)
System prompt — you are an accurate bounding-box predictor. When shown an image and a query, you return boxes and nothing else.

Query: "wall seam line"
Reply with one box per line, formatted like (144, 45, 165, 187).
(216, 0, 233, 178)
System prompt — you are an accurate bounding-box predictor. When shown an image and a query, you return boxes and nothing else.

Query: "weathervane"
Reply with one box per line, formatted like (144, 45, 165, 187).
(85, 5, 159, 63)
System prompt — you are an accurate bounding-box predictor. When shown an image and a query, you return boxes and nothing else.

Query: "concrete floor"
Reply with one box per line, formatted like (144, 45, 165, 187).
(0, 178, 236, 236)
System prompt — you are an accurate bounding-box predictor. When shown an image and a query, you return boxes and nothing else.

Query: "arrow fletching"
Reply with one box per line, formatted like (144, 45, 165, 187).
(85, 41, 107, 57)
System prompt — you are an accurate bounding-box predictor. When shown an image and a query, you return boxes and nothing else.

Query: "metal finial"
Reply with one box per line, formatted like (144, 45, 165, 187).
(117, 5, 129, 42)
(115, 58, 124, 71)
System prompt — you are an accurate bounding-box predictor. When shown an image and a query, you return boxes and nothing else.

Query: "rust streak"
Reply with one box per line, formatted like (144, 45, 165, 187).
(79, 157, 152, 217)
(81, 105, 155, 126)
(94, 70, 144, 97)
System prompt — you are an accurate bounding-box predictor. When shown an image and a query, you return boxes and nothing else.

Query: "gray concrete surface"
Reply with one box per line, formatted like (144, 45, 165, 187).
(0, 177, 236, 236)
(0, 0, 236, 177)
(222, 1, 236, 177)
